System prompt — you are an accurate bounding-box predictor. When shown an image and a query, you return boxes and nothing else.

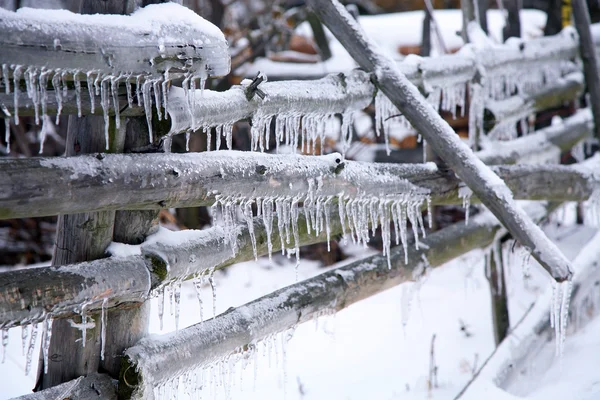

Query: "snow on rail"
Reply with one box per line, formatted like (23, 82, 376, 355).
(0, 3, 229, 149)
(166, 24, 585, 155)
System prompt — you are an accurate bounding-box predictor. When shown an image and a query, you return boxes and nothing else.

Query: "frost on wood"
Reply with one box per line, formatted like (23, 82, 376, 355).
(0, 3, 229, 148)
(167, 70, 373, 155)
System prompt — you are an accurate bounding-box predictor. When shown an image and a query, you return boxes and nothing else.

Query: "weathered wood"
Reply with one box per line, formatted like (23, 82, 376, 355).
(0, 256, 150, 328)
(503, 0, 521, 40)
(15, 373, 117, 400)
(461, 0, 475, 43)
(477, 0, 489, 34)
(122, 201, 556, 396)
(0, 3, 229, 81)
(572, 0, 600, 140)
(283, 0, 580, 281)
(35, 0, 128, 391)
(487, 236, 510, 346)
(1, 150, 598, 220)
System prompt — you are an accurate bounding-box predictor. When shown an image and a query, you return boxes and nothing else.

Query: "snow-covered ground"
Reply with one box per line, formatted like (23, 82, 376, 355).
(2, 203, 599, 399)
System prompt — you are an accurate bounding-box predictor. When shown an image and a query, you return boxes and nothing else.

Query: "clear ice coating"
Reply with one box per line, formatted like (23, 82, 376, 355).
(41, 316, 54, 374)
(25, 323, 38, 376)
(212, 190, 430, 269)
(145, 328, 296, 400)
(550, 280, 572, 358)
(1, 329, 7, 363)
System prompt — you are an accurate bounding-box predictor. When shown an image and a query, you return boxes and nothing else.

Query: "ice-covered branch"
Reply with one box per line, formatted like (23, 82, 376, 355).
(122, 201, 556, 397)
(1, 151, 598, 220)
(307, 0, 574, 281)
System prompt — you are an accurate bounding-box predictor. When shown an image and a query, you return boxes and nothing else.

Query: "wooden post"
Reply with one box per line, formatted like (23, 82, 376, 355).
(487, 237, 509, 345)
(544, 0, 563, 35)
(461, 0, 475, 43)
(503, 0, 521, 40)
(35, 0, 136, 391)
(478, 0, 489, 34)
(572, 0, 600, 140)
(421, 6, 432, 57)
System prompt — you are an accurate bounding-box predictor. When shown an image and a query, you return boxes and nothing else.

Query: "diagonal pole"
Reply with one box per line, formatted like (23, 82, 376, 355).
(306, 0, 573, 282)
(571, 0, 600, 140)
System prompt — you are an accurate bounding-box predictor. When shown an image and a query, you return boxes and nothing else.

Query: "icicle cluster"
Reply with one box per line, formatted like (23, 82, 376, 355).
(211, 189, 430, 270)
(148, 328, 296, 400)
(550, 280, 572, 358)
(0, 64, 184, 152)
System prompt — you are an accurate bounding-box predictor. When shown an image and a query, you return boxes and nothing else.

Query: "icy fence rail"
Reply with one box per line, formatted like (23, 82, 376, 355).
(165, 23, 592, 154)
(0, 107, 594, 221)
(0, 2, 230, 149)
(1, 155, 599, 330)
(121, 201, 557, 398)
(1, 20, 594, 155)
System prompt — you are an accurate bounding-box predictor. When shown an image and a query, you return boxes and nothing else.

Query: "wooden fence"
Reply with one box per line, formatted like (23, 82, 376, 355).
(1, 0, 600, 398)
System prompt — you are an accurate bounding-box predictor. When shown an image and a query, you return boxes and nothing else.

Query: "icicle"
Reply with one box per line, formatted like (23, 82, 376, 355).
(192, 275, 204, 322)
(153, 79, 163, 121)
(162, 68, 170, 119)
(41, 316, 53, 374)
(2, 64, 9, 94)
(21, 325, 28, 356)
(100, 76, 111, 150)
(551, 280, 572, 358)
(458, 185, 473, 225)
(262, 198, 274, 260)
(185, 130, 191, 152)
(1, 329, 7, 363)
(39, 69, 50, 127)
(24, 67, 40, 125)
(158, 286, 165, 331)
(73, 71, 82, 118)
(427, 196, 433, 229)
(38, 115, 52, 154)
(142, 80, 154, 144)
(86, 71, 95, 114)
(100, 298, 108, 361)
(12, 65, 23, 124)
(111, 76, 121, 129)
(25, 323, 38, 375)
(209, 272, 217, 318)
(174, 281, 182, 331)
(51, 70, 63, 124)
(4, 117, 10, 153)
(125, 75, 134, 109)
